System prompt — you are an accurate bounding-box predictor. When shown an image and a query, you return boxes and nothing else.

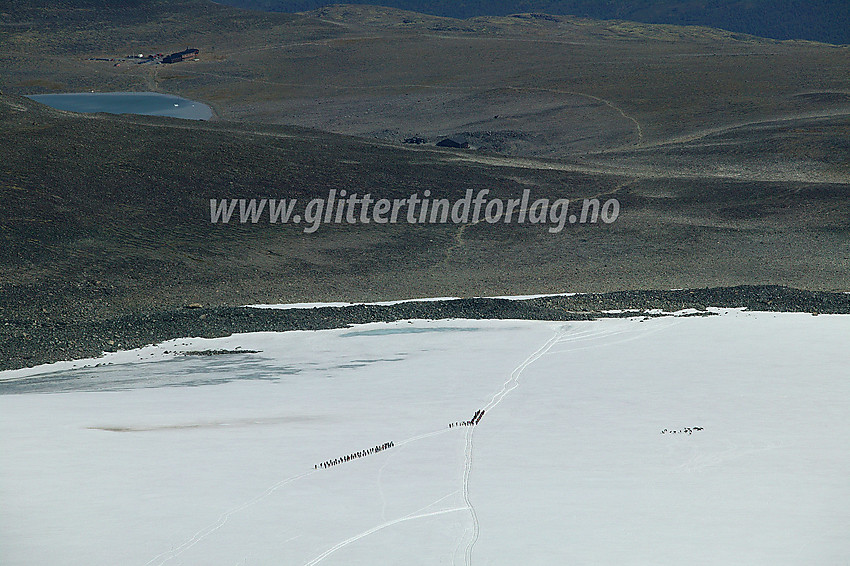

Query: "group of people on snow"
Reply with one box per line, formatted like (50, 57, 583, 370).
(316, 441, 394, 469)
(448, 409, 485, 429)
(660, 427, 703, 435)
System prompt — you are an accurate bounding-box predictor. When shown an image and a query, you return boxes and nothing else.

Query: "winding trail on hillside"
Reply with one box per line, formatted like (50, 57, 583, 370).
(442, 177, 634, 264)
(165, 65, 644, 144)
(613, 106, 850, 150)
(503, 86, 644, 145)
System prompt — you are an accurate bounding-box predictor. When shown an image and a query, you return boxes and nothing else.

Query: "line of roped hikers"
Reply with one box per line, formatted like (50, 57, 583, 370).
(660, 427, 703, 435)
(315, 441, 394, 469)
(315, 408, 487, 470)
(448, 409, 485, 429)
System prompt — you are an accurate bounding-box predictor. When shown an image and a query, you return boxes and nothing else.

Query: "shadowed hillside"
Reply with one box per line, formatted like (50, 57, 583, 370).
(1, 0, 849, 368)
(3, 2, 850, 159)
(215, 0, 850, 45)
(2, 93, 848, 321)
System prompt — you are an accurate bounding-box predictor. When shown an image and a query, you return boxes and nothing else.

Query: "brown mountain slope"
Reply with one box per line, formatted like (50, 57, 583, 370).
(1, 93, 848, 327)
(1, 3, 849, 368)
(3, 3, 849, 157)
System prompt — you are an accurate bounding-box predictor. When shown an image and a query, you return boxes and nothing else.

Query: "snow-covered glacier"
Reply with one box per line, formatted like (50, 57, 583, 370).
(2, 309, 848, 565)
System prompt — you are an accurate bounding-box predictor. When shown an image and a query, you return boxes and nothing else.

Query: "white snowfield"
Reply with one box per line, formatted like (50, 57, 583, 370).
(1, 309, 848, 565)
(246, 292, 578, 310)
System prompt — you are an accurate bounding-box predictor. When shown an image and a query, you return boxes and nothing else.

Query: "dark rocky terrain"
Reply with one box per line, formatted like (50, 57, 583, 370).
(1, 1, 848, 370)
(4, 286, 850, 371)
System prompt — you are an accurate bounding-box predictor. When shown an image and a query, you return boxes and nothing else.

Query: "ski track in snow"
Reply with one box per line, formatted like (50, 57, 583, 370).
(456, 318, 677, 563)
(145, 317, 683, 566)
(482, 327, 567, 414)
(457, 325, 569, 565)
(303, 491, 465, 566)
(144, 470, 316, 566)
(548, 317, 683, 355)
(5, 313, 847, 565)
(460, 426, 480, 566)
(142, 425, 455, 565)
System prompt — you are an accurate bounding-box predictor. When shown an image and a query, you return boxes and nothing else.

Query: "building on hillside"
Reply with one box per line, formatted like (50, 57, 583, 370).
(161, 48, 199, 64)
(435, 136, 469, 149)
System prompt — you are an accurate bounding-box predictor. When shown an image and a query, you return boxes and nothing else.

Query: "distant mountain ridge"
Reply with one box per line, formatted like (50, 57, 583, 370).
(216, 0, 850, 45)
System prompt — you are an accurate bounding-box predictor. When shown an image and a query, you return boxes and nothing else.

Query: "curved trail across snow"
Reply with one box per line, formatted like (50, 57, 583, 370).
(304, 491, 465, 566)
(143, 470, 316, 566)
(145, 320, 669, 566)
(458, 325, 569, 565)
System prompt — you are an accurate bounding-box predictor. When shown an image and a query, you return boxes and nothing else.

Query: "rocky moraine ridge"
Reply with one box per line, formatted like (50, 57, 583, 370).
(2, 285, 849, 372)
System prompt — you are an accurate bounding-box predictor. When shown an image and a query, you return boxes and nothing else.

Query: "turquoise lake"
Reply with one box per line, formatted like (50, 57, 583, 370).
(26, 92, 213, 120)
